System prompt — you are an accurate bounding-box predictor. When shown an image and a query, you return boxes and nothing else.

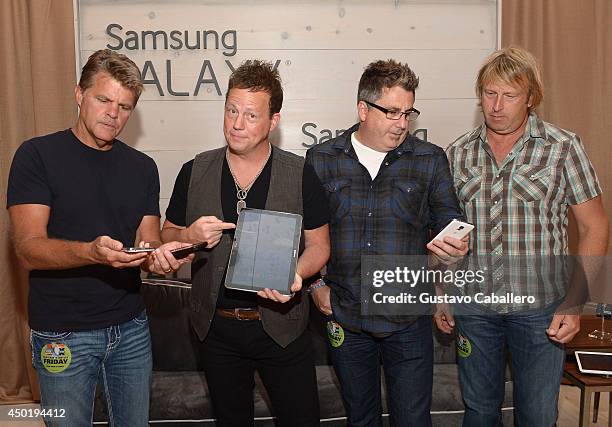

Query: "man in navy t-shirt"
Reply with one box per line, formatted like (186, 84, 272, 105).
(7, 49, 189, 426)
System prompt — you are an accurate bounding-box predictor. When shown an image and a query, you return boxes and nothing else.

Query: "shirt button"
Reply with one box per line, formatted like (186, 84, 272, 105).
(384, 162, 389, 166)
(494, 200, 499, 204)
(368, 212, 372, 217)
(366, 242, 372, 247)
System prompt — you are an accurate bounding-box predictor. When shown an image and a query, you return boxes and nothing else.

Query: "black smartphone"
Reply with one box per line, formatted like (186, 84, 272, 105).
(171, 242, 207, 259)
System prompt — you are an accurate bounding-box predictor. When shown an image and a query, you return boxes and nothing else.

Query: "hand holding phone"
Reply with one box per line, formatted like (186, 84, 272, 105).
(122, 247, 155, 254)
(427, 219, 472, 266)
(170, 242, 207, 259)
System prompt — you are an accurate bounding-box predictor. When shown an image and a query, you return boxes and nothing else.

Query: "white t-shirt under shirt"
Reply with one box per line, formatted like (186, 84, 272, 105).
(351, 133, 387, 179)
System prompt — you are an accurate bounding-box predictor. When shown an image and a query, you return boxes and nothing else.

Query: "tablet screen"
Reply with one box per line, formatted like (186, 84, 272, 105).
(225, 209, 302, 294)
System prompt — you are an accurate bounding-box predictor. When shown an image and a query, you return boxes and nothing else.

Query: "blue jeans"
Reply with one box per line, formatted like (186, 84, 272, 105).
(329, 316, 433, 427)
(455, 303, 565, 427)
(30, 310, 152, 426)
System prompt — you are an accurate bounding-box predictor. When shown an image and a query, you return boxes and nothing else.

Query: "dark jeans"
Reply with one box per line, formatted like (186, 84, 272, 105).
(329, 316, 433, 427)
(455, 302, 565, 427)
(201, 314, 319, 427)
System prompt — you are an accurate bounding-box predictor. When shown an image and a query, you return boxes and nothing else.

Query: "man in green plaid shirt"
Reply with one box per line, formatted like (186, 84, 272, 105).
(440, 47, 609, 426)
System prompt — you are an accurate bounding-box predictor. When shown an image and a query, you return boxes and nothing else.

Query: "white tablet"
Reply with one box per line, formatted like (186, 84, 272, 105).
(575, 351, 612, 375)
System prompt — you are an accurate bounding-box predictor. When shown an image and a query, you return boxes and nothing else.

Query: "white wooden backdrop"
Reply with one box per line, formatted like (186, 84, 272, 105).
(75, 0, 500, 219)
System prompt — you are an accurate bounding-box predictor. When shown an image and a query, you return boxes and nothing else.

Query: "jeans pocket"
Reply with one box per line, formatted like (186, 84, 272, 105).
(132, 310, 149, 326)
(31, 329, 72, 340)
(30, 330, 73, 371)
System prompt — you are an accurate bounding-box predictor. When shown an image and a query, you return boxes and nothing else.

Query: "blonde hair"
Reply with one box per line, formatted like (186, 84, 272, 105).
(476, 46, 543, 110)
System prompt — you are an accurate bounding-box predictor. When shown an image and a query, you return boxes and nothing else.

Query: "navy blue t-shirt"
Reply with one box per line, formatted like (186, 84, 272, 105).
(7, 129, 160, 331)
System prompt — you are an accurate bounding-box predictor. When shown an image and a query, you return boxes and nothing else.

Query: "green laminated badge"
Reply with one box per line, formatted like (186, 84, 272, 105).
(41, 342, 72, 373)
(327, 321, 344, 348)
(456, 333, 472, 358)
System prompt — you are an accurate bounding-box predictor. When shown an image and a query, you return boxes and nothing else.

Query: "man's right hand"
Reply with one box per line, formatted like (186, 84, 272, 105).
(186, 216, 236, 248)
(90, 235, 149, 268)
(434, 303, 455, 334)
(311, 284, 333, 316)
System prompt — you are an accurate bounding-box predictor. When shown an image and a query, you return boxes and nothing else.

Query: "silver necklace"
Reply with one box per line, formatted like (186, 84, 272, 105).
(226, 144, 272, 215)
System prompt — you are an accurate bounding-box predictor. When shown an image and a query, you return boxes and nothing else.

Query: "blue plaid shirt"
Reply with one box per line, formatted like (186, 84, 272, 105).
(306, 124, 464, 333)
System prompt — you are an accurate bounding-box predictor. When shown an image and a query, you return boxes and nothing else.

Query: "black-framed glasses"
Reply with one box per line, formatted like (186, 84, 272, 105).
(363, 100, 420, 121)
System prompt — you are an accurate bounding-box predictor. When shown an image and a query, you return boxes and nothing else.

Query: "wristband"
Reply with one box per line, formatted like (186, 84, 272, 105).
(307, 278, 327, 294)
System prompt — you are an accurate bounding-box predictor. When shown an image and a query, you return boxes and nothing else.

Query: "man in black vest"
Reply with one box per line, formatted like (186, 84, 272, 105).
(162, 60, 330, 426)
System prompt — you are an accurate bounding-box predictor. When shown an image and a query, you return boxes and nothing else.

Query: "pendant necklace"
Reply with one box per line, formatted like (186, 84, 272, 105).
(226, 144, 272, 215)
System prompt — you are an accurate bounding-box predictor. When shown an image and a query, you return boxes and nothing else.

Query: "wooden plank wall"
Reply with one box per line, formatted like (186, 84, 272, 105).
(77, 0, 498, 218)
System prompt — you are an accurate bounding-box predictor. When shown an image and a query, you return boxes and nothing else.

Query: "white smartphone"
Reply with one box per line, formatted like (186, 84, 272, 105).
(430, 219, 474, 244)
(122, 247, 155, 254)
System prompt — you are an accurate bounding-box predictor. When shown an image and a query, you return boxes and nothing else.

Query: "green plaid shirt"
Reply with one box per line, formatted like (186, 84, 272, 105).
(446, 112, 601, 311)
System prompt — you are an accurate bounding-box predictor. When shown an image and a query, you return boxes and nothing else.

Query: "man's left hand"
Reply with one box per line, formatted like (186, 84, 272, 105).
(257, 273, 302, 303)
(547, 311, 580, 344)
(427, 235, 469, 265)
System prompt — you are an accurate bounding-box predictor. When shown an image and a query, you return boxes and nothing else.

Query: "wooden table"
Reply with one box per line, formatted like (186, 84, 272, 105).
(564, 361, 612, 426)
(566, 315, 612, 353)
(564, 315, 612, 426)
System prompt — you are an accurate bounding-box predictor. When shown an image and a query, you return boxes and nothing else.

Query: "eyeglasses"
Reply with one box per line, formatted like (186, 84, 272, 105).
(363, 100, 420, 121)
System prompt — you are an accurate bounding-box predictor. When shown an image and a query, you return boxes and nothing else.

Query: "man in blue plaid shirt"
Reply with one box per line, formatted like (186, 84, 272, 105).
(306, 59, 468, 426)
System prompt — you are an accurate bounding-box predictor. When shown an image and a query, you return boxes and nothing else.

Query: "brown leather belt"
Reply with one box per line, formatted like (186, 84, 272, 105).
(216, 308, 260, 321)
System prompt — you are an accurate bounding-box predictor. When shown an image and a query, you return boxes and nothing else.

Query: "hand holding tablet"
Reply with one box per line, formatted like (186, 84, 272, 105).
(225, 209, 302, 296)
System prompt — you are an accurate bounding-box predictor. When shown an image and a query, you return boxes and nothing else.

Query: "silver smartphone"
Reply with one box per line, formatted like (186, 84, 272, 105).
(122, 247, 155, 253)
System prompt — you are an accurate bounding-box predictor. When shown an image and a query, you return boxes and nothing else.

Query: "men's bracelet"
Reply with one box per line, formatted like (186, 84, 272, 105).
(307, 278, 327, 294)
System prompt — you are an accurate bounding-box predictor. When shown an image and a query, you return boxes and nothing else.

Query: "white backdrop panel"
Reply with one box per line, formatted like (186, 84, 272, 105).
(76, 0, 499, 220)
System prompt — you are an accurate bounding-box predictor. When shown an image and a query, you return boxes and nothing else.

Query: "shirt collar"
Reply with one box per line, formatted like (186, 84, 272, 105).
(333, 123, 415, 157)
(463, 111, 551, 151)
